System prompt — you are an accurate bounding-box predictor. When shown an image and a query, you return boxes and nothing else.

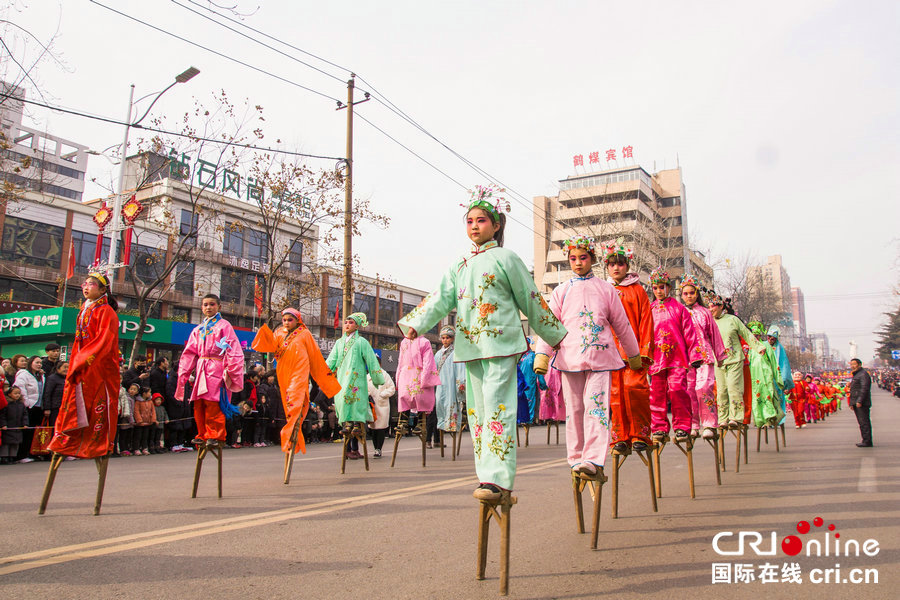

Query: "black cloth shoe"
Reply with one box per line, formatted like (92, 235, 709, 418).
(856, 442, 873, 447)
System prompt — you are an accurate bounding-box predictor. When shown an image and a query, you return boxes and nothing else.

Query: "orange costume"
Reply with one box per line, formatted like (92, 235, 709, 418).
(252, 314, 340, 455)
(609, 272, 654, 446)
(48, 296, 120, 458)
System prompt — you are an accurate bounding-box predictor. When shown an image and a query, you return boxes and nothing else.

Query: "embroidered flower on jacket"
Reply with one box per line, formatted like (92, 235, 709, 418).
(488, 420, 503, 435)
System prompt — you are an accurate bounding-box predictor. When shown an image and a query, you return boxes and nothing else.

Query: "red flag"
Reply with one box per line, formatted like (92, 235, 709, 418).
(254, 276, 263, 316)
(333, 301, 340, 328)
(66, 238, 76, 280)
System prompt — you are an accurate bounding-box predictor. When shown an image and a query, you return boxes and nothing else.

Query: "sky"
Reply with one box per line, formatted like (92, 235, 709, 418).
(4, 0, 898, 362)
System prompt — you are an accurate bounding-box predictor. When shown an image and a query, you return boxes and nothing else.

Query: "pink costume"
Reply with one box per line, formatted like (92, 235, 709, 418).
(397, 336, 441, 413)
(685, 303, 727, 431)
(649, 297, 702, 434)
(536, 274, 639, 468)
(176, 314, 245, 441)
(539, 364, 564, 421)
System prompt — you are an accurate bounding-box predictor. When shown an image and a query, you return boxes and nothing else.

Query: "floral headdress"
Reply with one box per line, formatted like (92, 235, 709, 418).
(649, 267, 669, 286)
(602, 237, 634, 262)
(462, 184, 510, 221)
(563, 236, 596, 254)
(748, 321, 766, 336)
(679, 273, 702, 290)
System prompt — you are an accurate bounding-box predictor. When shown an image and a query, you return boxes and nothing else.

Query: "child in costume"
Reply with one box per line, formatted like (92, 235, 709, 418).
(746, 321, 785, 427)
(397, 185, 566, 501)
(253, 307, 341, 456)
(434, 326, 466, 435)
(787, 371, 807, 428)
(648, 268, 703, 443)
(325, 312, 385, 459)
(517, 338, 545, 427)
(604, 239, 654, 452)
(538, 348, 565, 424)
(679, 275, 727, 440)
(396, 330, 441, 439)
(47, 272, 120, 459)
(708, 294, 767, 428)
(804, 375, 819, 424)
(176, 294, 245, 448)
(534, 237, 641, 476)
(766, 326, 794, 424)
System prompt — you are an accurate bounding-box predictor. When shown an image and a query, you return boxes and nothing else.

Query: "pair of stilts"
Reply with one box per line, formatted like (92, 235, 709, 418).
(390, 413, 465, 467)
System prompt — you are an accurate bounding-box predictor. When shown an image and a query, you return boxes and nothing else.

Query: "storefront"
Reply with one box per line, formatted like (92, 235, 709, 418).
(0, 308, 257, 362)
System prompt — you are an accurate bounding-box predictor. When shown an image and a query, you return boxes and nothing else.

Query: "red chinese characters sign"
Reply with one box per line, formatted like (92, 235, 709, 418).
(572, 146, 635, 170)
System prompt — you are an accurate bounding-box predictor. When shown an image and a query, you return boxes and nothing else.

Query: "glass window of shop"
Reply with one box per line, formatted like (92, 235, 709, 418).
(353, 293, 375, 319)
(179, 210, 198, 247)
(70, 230, 110, 274)
(220, 267, 243, 304)
(223, 224, 243, 257)
(289, 240, 303, 271)
(377, 297, 397, 327)
(245, 229, 268, 263)
(243, 273, 264, 306)
(1, 216, 64, 268)
(175, 261, 194, 295)
(126, 243, 165, 285)
(171, 306, 192, 323)
(0, 276, 58, 304)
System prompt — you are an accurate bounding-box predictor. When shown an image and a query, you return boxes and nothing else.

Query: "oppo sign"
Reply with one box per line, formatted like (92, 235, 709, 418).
(0, 313, 60, 333)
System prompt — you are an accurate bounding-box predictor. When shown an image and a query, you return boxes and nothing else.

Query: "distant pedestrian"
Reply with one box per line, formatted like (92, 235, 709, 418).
(848, 358, 872, 447)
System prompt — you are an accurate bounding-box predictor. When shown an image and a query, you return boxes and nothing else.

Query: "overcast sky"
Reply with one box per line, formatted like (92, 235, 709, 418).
(6, 0, 898, 362)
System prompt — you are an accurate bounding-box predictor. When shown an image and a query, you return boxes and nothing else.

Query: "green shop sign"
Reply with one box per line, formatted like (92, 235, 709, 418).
(0, 308, 173, 344)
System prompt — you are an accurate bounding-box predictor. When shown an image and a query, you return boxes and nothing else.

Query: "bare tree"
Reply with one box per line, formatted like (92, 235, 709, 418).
(714, 251, 792, 330)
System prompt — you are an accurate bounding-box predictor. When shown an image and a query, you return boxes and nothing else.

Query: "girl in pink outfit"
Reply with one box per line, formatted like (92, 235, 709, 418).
(538, 353, 564, 422)
(397, 335, 442, 433)
(534, 238, 641, 476)
(648, 268, 703, 443)
(679, 275, 727, 440)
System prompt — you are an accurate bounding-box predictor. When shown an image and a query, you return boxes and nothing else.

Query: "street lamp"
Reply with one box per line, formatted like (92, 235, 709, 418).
(106, 66, 200, 274)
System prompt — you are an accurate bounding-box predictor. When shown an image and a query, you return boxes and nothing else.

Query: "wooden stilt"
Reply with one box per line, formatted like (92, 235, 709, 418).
(636, 446, 658, 513)
(774, 425, 780, 452)
(524, 423, 530, 447)
(93, 455, 110, 516)
(341, 427, 351, 474)
(192, 441, 223, 498)
(515, 426, 520, 447)
(780, 423, 786, 447)
(756, 426, 762, 452)
(476, 491, 517, 596)
(283, 419, 301, 484)
(718, 427, 727, 472)
(389, 418, 406, 468)
(547, 421, 551, 445)
(732, 426, 741, 473)
(571, 468, 606, 549)
(705, 434, 722, 485)
(764, 426, 769, 445)
(440, 430, 445, 458)
(652, 436, 668, 498)
(742, 424, 749, 464)
(610, 446, 626, 518)
(358, 424, 369, 471)
(672, 437, 695, 499)
(418, 415, 428, 467)
(38, 452, 65, 515)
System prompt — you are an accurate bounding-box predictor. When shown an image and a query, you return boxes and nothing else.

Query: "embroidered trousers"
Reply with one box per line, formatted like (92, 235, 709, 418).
(791, 401, 805, 427)
(465, 356, 518, 490)
(649, 367, 691, 433)
(688, 364, 718, 430)
(561, 370, 612, 468)
(609, 367, 652, 445)
(715, 362, 745, 424)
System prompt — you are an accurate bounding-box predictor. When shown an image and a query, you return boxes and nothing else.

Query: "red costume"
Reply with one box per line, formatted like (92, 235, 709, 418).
(47, 296, 120, 458)
(788, 378, 807, 428)
(609, 272, 654, 446)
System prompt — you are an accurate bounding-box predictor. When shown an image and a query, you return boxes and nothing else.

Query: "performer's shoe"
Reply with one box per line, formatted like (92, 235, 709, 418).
(690, 429, 700, 439)
(341, 424, 352, 436)
(347, 450, 361, 459)
(701, 427, 717, 440)
(395, 421, 409, 436)
(190, 437, 204, 445)
(411, 423, 423, 435)
(651, 431, 668, 442)
(206, 439, 220, 448)
(632, 441, 649, 452)
(855, 442, 873, 447)
(574, 462, 600, 476)
(473, 483, 504, 501)
(674, 429, 689, 443)
(612, 441, 629, 454)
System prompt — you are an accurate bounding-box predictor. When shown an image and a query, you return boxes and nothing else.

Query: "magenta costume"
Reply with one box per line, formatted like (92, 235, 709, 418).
(539, 365, 564, 421)
(177, 315, 245, 404)
(685, 303, 727, 431)
(536, 274, 639, 468)
(397, 336, 442, 413)
(649, 297, 702, 434)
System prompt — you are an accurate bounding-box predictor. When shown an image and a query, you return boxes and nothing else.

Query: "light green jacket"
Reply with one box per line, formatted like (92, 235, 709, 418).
(325, 332, 385, 422)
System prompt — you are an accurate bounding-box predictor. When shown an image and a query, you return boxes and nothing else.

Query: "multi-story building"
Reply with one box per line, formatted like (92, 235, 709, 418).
(746, 255, 795, 344)
(808, 332, 830, 363)
(791, 287, 807, 350)
(533, 164, 712, 292)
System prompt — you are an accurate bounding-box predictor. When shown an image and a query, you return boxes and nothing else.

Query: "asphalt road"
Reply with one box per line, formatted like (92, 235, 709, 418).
(1, 388, 897, 600)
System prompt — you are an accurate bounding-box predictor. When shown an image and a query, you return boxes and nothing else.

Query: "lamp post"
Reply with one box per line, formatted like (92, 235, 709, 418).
(106, 66, 200, 275)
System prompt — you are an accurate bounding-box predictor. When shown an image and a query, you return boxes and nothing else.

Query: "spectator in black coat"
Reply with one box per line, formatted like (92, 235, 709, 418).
(41, 343, 61, 379)
(148, 357, 169, 399)
(849, 358, 873, 447)
(122, 357, 150, 391)
(41, 362, 68, 433)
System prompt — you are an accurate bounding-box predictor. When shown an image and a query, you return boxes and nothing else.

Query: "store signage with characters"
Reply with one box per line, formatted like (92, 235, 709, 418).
(0, 309, 65, 337)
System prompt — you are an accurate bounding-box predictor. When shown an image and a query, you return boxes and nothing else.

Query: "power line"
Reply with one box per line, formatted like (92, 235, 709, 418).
(88, 0, 342, 104)
(2, 93, 345, 161)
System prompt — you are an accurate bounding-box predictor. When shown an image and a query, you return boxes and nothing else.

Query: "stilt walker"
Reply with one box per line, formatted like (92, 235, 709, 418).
(538, 351, 564, 445)
(747, 321, 785, 451)
(392, 333, 441, 467)
(252, 307, 341, 483)
(766, 325, 793, 447)
(787, 372, 807, 429)
(326, 312, 384, 472)
(434, 325, 466, 460)
(40, 272, 120, 516)
(533, 236, 642, 545)
(516, 338, 544, 447)
(177, 294, 244, 497)
(604, 238, 657, 516)
(397, 185, 566, 595)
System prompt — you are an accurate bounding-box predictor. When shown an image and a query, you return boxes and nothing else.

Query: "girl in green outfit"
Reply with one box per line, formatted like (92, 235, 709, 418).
(398, 186, 567, 501)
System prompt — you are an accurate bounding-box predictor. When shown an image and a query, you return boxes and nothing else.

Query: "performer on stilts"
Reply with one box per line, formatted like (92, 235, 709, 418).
(746, 321, 785, 427)
(252, 307, 340, 458)
(396, 328, 441, 436)
(766, 326, 793, 427)
(648, 268, 702, 443)
(787, 371, 807, 428)
(397, 184, 566, 501)
(434, 325, 466, 441)
(538, 348, 565, 428)
(708, 294, 767, 428)
(604, 239, 654, 454)
(679, 275, 726, 440)
(41, 271, 120, 514)
(176, 294, 244, 448)
(326, 312, 385, 459)
(533, 236, 641, 477)
(516, 338, 544, 436)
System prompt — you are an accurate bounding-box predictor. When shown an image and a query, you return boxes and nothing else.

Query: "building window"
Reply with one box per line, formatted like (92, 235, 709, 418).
(245, 229, 268, 263)
(326, 287, 342, 319)
(126, 243, 165, 285)
(70, 230, 110, 273)
(378, 297, 398, 327)
(0, 276, 58, 304)
(243, 273, 264, 307)
(289, 240, 303, 271)
(175, 261, 194, 296)
(179, 210, 198, 247)
(402, 302, 416, 318)
(223, 225, 243, 257)
(0, 216, 65, 268)
(171, 306, 192, 323)
(353, 293, 375, 319)
(220, 267, 243, 304)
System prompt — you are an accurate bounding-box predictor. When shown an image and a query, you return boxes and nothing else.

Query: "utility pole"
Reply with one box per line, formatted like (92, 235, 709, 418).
(336, 75, 369, 329)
